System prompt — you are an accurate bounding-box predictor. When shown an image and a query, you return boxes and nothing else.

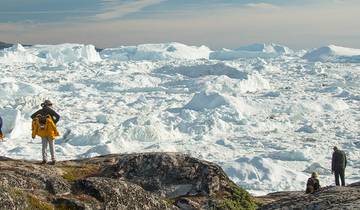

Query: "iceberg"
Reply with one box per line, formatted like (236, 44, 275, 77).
(100, 42, 211, 61)
(303, 45, 360, 63)
(210, 43, 293, 60)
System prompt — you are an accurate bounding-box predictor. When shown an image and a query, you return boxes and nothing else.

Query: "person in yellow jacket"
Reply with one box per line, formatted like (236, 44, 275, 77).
(32, 114, 59, 164)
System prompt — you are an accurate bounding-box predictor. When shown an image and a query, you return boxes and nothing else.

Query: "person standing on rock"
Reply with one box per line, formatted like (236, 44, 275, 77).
(331, 146, 347, 186)
(0, 115, 3, 141)
(31, 100, 60, 165)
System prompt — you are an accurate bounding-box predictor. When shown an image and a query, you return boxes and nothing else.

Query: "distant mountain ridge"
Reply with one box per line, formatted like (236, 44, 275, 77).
(0, 41, 13, 50)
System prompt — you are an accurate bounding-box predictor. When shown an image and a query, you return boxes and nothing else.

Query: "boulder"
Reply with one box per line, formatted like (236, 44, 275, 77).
(0, 153, 255, 210)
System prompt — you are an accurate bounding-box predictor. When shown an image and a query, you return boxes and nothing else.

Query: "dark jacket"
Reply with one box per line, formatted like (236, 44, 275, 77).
(0, 115, 2, 132)
(332, 150, 347, 172)
(31, 106, 60, 124)
(306, 177, 320, 194)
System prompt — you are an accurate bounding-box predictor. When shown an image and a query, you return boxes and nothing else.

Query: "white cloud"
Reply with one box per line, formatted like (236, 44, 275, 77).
(1, 0, 360, 49)
(245, 3, 280, 10)
(95, 0, 165, 20)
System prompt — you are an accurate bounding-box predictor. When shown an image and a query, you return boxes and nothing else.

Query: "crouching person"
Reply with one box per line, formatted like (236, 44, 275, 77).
(306, 172, 320, 194)
(32, 114, 59, 165)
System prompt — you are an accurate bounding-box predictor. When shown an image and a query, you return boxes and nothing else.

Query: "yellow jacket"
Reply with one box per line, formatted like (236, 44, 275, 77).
(32, 115, 59, 140)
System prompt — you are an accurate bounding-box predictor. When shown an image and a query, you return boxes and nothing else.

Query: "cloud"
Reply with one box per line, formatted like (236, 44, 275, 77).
(1, 0, 360, 49)
(95, 0, 166, 20)
(245, 3, 280, 10)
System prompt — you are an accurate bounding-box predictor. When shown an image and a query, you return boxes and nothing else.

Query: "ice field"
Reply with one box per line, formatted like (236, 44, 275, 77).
(0, 42, 360, 195)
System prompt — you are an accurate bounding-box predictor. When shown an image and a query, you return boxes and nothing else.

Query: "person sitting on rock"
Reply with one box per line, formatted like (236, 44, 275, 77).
(306, 172, 320, 194)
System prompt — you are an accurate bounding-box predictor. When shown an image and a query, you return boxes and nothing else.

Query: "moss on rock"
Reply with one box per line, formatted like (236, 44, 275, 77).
(217, 182, 256, 210)
(60, 164, 100, 181)
(26, 194, 54, 210)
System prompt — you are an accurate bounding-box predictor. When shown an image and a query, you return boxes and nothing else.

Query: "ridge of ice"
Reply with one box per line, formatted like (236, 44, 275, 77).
(100, 42, 211, 61)
(0, 43, 101, 64)
(210, 43, 293, 60)
(303, 45, 360, 62)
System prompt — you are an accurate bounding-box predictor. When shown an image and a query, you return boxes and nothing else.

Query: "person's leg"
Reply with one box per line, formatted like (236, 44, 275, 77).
(334, 171, 340, 186)
(48, 138, 55, 162)
(41, 137, 48, 162)
(340, 169, 345, 186)
(0, 128, 3, 140)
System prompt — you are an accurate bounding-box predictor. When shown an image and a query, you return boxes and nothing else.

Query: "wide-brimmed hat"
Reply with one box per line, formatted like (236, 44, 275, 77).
(41, 100, 53, 107)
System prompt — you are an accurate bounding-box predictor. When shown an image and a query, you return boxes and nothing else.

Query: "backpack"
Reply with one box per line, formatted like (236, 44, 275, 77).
(36, 114, 47, 129)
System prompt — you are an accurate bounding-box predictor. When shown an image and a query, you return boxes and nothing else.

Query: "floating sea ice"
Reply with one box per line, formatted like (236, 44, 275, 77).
(184, 91, 228, 111)
(100, 42, 211, 61)
(303, 45, 360, 63)
(304, 163, 331, 175)
(215, 138, 235, 149)
(223, 156, 307, 194)
(79, 144, 113, 158)
(268, 150, 310, 161)
(210, 43, 293, 60)
(295, 124, 317, 133)
(0, 43, 40, 63)
(35, 44, 101, 64)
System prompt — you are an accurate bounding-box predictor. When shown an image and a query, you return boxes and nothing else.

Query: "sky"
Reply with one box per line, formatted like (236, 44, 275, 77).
(0, 0, 359, 49)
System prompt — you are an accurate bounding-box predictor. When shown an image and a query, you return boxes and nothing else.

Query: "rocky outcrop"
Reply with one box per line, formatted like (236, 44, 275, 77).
(257, 183, 360, 210)
(0, 153, 255, 210)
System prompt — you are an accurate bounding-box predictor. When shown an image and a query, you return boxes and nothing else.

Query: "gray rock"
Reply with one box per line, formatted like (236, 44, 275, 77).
(75, 177, 177, 210)
(0, 153, 254, 210)
(46, 177, 71, 195)
(53, 197, 98, 210)
(259, 184, 360, 210)
(102, 153, 230, 197)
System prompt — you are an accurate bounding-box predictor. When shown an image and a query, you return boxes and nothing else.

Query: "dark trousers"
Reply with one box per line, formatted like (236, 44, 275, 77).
(334, 170, 345, 186)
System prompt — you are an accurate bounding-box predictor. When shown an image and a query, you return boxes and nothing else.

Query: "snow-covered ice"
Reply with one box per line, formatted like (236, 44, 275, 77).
(303, 45, 360, 63)
(210, 43, 293, 60)
(100, 42, 211, 61)
(0, 43, 360, 195)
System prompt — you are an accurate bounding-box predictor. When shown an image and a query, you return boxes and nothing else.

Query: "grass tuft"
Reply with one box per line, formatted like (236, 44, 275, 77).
(60, 164, 100, 181)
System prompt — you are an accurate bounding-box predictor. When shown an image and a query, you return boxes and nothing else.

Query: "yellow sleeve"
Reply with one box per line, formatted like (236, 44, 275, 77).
(32, 119, 38, 138)
(49, 120, 60, 137)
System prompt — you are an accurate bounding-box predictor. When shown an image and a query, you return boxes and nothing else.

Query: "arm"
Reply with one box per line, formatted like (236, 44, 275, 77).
(344, 152, 347, 168)
(49, 120, 59, 137)
(48, 108, 60, 124)
(31, 110, 41, 119)
(331, 153, 335, 172)
(306, 178, 311, 186)
(31, 119, 38, 138)
(315, 180, 320, 190)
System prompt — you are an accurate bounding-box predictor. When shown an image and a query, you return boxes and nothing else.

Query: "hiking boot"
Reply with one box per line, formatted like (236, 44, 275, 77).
(50, 160, 56, 165)
(41, 160, 47, 164)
